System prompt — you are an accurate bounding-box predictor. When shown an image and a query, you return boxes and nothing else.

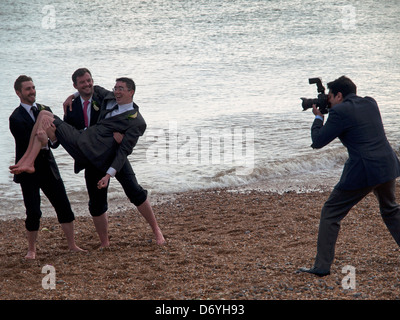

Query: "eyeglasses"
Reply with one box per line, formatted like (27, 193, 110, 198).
(112, 86, 132, 92)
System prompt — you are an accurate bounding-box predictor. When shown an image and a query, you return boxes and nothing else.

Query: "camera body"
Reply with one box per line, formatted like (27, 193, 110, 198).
(301, 78, 329, 114)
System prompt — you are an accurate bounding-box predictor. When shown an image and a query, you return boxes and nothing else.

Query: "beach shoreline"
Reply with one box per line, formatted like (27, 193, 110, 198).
(1, 185, 400, 300)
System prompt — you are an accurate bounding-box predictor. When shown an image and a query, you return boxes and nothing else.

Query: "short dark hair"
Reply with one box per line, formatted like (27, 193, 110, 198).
(14, 75, 33, 92)
(327, 76, 357, 98)
(72, 68, 92, 85)
(116, 77, 136, 93)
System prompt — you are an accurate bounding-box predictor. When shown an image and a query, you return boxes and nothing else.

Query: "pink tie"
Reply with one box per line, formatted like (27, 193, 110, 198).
(83, 100, 89, 127)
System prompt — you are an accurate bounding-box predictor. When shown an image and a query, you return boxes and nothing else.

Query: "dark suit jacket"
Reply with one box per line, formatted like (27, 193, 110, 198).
(311, 93, 400, 190)
(64, 85, 108, 173)
(71, 90, 146, 174)
(9, 104, 61, 184)
(63, 85, 107, 129)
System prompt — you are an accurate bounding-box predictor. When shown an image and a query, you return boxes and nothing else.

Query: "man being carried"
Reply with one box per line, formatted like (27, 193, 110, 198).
(10, 77, 165, 246)
(62, 68, 165, 247)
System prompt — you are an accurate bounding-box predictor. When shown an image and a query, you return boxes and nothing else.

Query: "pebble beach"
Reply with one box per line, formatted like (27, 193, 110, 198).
(1, 186, 400, 301)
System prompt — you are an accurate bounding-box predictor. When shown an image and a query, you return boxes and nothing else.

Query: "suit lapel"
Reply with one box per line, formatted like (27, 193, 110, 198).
(18, 104, 35, 125)
(90, 92, 102, 125)
(98, 109, 137, 126)
(72, 98, 85, 128)
(72, 96, 101, 127)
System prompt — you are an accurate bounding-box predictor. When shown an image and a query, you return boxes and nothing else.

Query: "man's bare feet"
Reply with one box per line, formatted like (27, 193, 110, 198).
(25, 250, 36, 259)
(100, 241, 110, 248)
(155, 230, 166, 245)
(10, 164, 35, 175)
(69, 246, 87, 253)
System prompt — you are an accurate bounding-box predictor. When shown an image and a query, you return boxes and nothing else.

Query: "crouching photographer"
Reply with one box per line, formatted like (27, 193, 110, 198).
(298, 75, 400, 277)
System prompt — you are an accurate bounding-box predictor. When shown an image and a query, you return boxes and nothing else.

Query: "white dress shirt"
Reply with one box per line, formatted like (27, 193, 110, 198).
(20, 102, 38, 121)
(20, 102, 53, 149)
(104, 100, 134, 177)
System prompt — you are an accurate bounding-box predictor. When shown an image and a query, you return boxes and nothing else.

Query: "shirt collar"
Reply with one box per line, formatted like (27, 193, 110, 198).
(116, 102, 134, 112)
(80, 96, 92, 105)
(20, 102, 37, 113)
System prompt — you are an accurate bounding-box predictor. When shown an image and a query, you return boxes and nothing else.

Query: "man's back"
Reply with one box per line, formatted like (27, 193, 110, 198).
(311, 93, 400, 190)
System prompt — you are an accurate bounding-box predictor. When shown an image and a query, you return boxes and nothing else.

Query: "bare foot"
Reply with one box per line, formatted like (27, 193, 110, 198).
(155, 231, 166, 245)
(100, 241, 110, 248)
(25, 250, 36, 259)
(69, 246, 87, 253)
(10, 164, 35, 174)
(98, 245, 111, 252)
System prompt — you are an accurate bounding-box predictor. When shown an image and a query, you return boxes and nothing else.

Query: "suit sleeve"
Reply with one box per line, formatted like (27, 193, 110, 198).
(63, 103, 73, 123)
(9, 115, 29, 162)
(44, 107, 60, 149)
(109, 118, 146, 173)
(311, 109, 344, 149)
(94, 85, 112, 103)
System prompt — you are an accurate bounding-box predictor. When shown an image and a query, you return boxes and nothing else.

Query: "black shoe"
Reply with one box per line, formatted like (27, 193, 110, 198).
(297, 267, 330, 277)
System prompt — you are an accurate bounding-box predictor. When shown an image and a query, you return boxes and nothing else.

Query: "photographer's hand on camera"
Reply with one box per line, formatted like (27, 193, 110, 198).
(312, 104, 324, 120)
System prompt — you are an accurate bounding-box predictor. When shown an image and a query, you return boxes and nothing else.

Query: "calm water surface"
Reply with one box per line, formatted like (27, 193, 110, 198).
(1, 0, 399, 218)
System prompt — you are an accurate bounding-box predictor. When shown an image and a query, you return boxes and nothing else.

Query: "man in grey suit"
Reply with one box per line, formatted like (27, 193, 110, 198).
(10, 77, 165, 246)
(298, 76, 400, 276)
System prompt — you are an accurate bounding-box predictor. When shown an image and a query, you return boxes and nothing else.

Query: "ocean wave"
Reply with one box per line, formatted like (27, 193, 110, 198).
(205, 146, 346, 187)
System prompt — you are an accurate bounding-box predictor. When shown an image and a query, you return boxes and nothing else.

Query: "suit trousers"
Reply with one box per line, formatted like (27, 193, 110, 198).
(20, 169, 75, 231)
(84, 165, 109, 216)
(115, 161, 148, 207)
(84, 161, 148, 217)
(314, 179, 400, 271)
(53, 116, 90, 167)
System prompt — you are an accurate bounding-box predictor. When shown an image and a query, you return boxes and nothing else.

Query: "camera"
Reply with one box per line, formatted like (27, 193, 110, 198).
(301, 78, 329, 114)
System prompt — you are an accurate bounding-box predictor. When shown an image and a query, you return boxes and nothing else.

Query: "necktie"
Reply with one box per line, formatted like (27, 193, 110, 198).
(31, 106, 39, 120)
(104, 104, 119, 119)
(83, 100, 90, 127)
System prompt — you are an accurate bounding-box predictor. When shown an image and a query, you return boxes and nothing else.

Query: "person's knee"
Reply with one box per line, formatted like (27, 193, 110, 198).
(379, 204, 400, 217)
(37, 110, 52, 121)
(130, 189, 148, 207)
(88, 201, 108, 217)
(36, 129, 48, 146)
(56, 210, 75, 224)
(25, 213, 41, 231)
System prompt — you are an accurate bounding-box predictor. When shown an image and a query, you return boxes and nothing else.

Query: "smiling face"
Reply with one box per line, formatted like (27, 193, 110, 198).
(16, 80, 36, 105)
(113, 80, 134, 105)
(73, 72, 94, 99)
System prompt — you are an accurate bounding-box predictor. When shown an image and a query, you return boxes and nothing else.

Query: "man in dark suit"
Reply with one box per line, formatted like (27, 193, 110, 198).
(298, 76, 400, 276)
(64, 69, 165, 247)
(63, 68, 109, 247)
(9, 75, 84, 259)
(11, 76, 165, 247)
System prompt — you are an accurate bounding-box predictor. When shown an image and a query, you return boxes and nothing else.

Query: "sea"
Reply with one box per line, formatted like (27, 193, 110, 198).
(1, 0, 399, 219)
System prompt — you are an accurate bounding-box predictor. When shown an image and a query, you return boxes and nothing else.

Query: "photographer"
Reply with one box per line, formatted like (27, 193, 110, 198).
(298, 76, 400, 277)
